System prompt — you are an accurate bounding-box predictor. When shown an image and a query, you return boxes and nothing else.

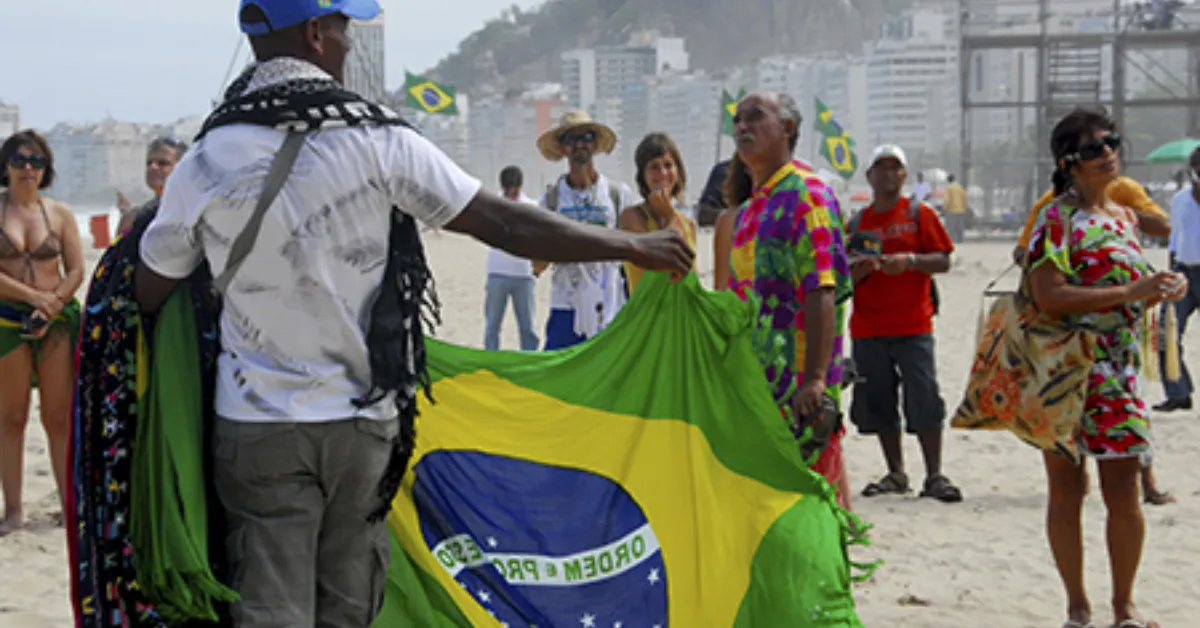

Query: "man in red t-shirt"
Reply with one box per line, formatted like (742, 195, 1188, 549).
(846, 145, 962, 503)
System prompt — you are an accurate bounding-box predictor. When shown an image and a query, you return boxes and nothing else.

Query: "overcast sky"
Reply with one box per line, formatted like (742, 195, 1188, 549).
(3, 0, 542, 129)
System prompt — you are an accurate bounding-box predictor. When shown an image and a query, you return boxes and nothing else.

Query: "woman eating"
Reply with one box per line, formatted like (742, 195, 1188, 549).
(0, 130, 85, 535)
(1027, 108, 1183, 628)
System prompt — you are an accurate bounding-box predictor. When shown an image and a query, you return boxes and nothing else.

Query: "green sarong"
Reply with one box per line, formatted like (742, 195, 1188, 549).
(0, 298, 82, 386)
(129, 287, 238, 623)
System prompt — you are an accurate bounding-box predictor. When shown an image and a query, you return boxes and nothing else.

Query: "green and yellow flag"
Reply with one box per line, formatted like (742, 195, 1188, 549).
(373, 272, 872, 627)
(814, 98, 858, 180)
(405, 72, 458, 115)
(721, 88, 746, 136)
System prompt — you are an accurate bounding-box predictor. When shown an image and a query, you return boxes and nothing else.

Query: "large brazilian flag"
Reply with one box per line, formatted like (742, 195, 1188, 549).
(374, 272, 871, 627)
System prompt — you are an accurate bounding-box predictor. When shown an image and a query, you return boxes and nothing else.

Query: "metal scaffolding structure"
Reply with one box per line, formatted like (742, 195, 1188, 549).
(958, 0, 1200, 196)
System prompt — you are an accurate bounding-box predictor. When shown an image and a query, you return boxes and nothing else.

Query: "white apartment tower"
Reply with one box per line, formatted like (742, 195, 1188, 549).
(345, 10, 386, 101)
(865, 4, 960, 166)
(560, 33, 689, 115)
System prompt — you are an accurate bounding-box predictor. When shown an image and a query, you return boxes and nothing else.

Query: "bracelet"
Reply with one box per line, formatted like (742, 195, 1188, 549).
(907, 253, 917, 269)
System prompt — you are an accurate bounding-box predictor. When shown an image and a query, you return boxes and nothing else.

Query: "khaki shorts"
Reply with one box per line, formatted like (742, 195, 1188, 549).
(212, 417, 398, 628)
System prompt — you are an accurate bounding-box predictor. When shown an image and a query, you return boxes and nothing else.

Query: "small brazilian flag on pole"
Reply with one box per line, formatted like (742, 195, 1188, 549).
(720, 88, 746, 137)
(814, 98, 858, 180)
(405, 72, 458, 115)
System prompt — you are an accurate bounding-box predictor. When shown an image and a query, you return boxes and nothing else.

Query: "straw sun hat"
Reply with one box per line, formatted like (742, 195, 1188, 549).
(536, 110, 618, 161)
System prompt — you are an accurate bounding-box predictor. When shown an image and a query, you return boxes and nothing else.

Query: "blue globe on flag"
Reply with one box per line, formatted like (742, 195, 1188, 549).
(422, 86, 442, 109)
(413, 451, 670, 627)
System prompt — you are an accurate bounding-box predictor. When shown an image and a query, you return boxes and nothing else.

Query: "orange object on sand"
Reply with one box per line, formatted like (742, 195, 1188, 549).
(90, 214, 111, 249)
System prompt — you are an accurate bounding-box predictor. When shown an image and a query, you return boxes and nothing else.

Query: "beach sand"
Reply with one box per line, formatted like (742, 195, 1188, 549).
(2, 233, 1198, 627)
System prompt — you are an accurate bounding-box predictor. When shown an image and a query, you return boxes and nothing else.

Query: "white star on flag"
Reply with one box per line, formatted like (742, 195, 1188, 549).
(647, 568, 660, 585)
(613, 622, 623, 628)
(477, 590, 491, 604)
(580, 612, 596, 627)
(486, 536, 499, 548)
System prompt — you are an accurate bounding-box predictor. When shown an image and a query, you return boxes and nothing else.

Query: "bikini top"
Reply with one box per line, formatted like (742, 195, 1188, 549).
(0, 193, 63, 282)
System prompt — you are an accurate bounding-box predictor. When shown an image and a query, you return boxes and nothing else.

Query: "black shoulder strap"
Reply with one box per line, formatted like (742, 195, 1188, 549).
(213, 131, 306, 294)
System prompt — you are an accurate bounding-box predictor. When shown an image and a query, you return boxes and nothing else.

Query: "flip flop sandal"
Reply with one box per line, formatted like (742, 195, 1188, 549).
(1061, 621, 1095, 628)
(861, 472, 910, 497)
(1143, 489, 1176, 506)
(919, 474, 964, 503)
(1112, 620, 1159, 628)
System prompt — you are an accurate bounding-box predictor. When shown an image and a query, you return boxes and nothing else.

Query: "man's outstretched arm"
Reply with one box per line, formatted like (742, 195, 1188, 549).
(445, 190, 694, 275)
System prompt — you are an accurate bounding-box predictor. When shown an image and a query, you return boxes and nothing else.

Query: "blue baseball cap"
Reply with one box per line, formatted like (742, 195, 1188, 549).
(239, 0, 381, 35)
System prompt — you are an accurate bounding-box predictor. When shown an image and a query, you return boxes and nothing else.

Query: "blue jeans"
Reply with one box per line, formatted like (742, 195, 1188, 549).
(1160, 264, 1200, 399)
(484, 274, 538, 351)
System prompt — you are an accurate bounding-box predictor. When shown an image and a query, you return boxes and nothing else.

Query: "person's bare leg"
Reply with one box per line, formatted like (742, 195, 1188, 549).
(0, 346, 35, 536)
(837, 455, 853, 512)
(878, 430, 904, 475)
(35, 332, 76, 514)
(1043, 451, 1091, 624)
(1140, 463, 1175, 505)
(1098, 457, 1157, 626)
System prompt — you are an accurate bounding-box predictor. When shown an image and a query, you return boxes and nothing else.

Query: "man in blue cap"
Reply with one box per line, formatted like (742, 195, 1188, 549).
(131, 0, 694, 625)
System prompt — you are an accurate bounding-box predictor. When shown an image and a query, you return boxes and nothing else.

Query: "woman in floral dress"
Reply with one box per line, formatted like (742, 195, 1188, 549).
(1027, 108, 1186, 628)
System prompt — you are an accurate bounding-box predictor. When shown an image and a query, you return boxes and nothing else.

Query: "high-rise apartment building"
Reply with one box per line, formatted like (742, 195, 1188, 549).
(346, 10, 386, 101)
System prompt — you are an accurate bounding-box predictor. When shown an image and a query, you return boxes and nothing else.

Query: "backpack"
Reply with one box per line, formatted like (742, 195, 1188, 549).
(847, 201, 941, 316)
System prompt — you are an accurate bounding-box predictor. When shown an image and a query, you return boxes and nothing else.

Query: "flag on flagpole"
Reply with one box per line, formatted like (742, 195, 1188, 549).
(404, 72, 458, 115)
(373, 272, 873, 627)
(720, 89, 746, 137)
(814, 98, 859, 180)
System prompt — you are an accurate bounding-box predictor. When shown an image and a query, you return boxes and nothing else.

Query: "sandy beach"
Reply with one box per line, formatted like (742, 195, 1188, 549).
(2, 232, 1198, 627)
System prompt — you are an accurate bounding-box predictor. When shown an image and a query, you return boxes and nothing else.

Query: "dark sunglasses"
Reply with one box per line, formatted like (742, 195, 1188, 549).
(1075, 134, 1121, 161)
(560, 130, 596, 145)
(9, 154, 48, 170)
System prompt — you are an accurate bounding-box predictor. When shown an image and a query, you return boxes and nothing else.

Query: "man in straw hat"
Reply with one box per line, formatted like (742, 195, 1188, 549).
(534, 110, 640, 350)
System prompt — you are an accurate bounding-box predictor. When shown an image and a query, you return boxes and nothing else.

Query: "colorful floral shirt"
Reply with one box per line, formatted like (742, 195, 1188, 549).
(1027, 202, 1154, 460)
(730, 160, 852, 417)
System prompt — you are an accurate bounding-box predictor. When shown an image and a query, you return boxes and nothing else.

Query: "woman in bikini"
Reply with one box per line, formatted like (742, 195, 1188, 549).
(619, 133, 697, 292)
(0, 130, 85, 536)
(1028, 109, 1182, 628)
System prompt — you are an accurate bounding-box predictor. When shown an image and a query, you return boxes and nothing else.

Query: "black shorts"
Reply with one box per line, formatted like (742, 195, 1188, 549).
(849, 334, 945, 434)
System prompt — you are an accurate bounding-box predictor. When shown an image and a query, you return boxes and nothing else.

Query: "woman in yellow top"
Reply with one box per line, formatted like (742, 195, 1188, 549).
(620, 133, 697, 293)
(1014, 175, 1170, 259)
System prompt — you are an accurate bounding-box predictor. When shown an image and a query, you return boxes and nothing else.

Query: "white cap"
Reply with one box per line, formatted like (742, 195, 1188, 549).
(868, 144, 908, 170)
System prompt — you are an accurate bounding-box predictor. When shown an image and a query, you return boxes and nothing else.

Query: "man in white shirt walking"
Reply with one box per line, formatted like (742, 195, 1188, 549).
(484, 166, 539, 351)
(1156, 147, 1200, 412)
(534, 110, 639, 350)
(132, 2, 693, 625)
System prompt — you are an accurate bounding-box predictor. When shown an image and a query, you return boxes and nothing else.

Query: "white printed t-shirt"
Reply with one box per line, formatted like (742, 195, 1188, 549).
(540, 175, 638, 335)
(140, 123, 481, 423)
(486, 194, 538, 278)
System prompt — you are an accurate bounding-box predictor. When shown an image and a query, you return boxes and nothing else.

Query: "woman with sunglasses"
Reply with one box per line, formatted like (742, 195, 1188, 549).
(619, 132, 697, 293)
(1026, 109, 1182, 628)
(0, 130, 84, 535)
(115, 136, 188, 235)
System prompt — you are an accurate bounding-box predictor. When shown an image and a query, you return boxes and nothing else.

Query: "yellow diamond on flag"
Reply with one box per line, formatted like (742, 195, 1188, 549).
(408, 81, 454, 114)
(826, 136, 854, 171)
(725, 100, 737, 118)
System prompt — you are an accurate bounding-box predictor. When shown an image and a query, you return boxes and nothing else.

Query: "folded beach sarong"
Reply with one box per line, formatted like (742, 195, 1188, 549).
(0, 298, 81, 382)
(130, 287, 238, 623)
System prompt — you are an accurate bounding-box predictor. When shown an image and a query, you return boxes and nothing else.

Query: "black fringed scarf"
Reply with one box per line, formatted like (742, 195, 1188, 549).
(199, 58, 440, 521)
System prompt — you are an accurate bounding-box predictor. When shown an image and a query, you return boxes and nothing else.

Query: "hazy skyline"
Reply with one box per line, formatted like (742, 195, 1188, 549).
(3, 0, 543, 130)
